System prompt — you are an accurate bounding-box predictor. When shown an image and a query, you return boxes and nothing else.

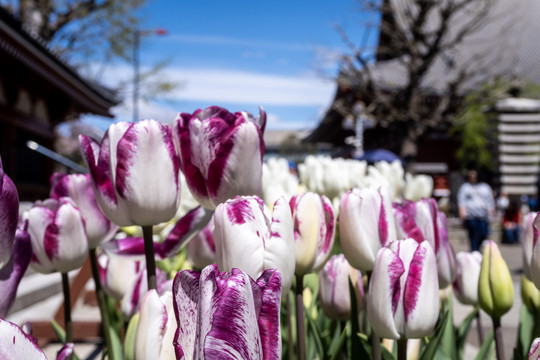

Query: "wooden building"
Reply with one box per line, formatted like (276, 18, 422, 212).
(0, 7, 118, 200)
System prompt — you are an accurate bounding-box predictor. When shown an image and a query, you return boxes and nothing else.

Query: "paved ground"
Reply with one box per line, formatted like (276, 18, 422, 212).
(7, 217, 526, 359)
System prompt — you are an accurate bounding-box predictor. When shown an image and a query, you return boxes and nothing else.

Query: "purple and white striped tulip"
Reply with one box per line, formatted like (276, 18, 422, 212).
(25, 198, 88, 274)
(529, 337, 540, 359)
(50, 173, 118, 248)
(135, 290, 175, 359)
(290, 192, 335, 276)
(79, 119, 181, 227)
(318, 254, 364, 321)
(173, 264, 282, 360)
(0, 318, 47, 359)
(338, 186, 397, 272)
(213, 196, 295, 294)
(368, 238, 439, 339)
(436, 211, 456, 288)
(187, 217, 215, 269)
(173, 106, 266, 210)
(453, 251, 482, 305)
(0, 156, 19, 269)
(0, 221, 32, 317)
(523, 212, 540, 280)
(56, 343, 75, 360)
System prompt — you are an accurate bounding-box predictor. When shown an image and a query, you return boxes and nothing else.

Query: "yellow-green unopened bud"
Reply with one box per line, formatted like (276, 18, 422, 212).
(521, 275, 540, 313)
(478, 241, 514, 319)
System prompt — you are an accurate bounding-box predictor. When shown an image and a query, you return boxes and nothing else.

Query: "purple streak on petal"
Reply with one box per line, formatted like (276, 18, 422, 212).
(428, 199, 440, 252)
(321, 196, 335, 253)
(254, 269, 282, 360)
(128, 268, 145, 314)
(175, 118, 209, 200)
(102, 237, 146, 257)
(226, 197, 255, 225)
(206, 124, 240, 198)
(378, 189, 389, 246)
(203, 267, 262, 359)
(403, 243, 427, 321)
(255, 107, 267, 133)
(199, 106, 237, 124)
(388, 248, 405, 316)
(49, 173, 69, 198)
(114, 123, 137, 198)
(161, 124, 181, 189)
(173, 267, 203, 360)
(0, 227, 32, 317)
(43, 222, 59, 261)
(81, 134, 117, 205)
(158, 206, 212, 258)
(56, 342, 74, 360)
(393, 201, 424, 243)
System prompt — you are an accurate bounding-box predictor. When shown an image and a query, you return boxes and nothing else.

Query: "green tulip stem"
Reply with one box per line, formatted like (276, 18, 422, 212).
(142, 225, 157, 290)
(287, 293, 294, 360)
(89, 248, 115, 360)
(475, 308, 484, 343)
(295, 274, 307, 360)
(493, 317, 504, 360)
(61, 272, 73, 343)
(397, 338, 408, 360)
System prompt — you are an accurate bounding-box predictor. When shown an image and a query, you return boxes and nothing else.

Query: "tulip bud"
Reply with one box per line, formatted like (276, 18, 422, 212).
(521, 275, 540, 314)
(368, 238, 439, 339)
(453, 251, 482, 306)
(478, 240, 514, 319)
(213, 196, 295, 294)
(436, 211, 456, 288)
(79, 119, 181, 227)
(339, 186, 397, 272)
(0, 156, 19, 269)
(26, 198, 88, 274)
(393, 198, 439, 253)
(403, 173, 433, 202)
(318, 254, 364, 320)
(0, 319, 47, 359)
(174, 106, 266, 210)
(290, 192, 335, 276)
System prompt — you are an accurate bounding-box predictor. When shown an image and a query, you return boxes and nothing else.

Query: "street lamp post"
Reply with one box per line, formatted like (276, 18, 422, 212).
(133, 28, 167, 123)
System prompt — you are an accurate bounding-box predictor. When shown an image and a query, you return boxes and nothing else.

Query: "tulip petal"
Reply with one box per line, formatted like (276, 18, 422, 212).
(56, 342, 74, 360)
(529, 337, 540, 359)
(158, 206, 214, 258)
(253, 269, 282, 360)
(135, 290, 175, 360)
(0, 318, 47, 359)
(265, 197, 295, 294)
(0, 165, 18, 269)
(173, 269, 201, 360)
(198, 266, 263, 359)
(368, 244, 404, 339)
(115, 121, 181, 226)
(0, 226, 32, 317)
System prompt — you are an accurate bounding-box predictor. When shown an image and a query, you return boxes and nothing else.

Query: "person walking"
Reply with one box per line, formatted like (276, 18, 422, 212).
(457, 169, 495, 251)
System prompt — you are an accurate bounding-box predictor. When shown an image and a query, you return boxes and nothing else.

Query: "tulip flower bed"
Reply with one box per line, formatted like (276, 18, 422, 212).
(0, 106, 538, 360)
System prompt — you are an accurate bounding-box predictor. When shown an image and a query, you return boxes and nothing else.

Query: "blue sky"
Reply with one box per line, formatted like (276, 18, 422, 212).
(84, 0, 380, 132)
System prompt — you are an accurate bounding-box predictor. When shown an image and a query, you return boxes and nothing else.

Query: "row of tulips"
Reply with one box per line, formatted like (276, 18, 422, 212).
(0, 105, 536, 360)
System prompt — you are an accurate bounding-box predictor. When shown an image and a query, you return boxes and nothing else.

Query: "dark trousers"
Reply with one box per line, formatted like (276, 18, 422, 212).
(464, 218, 489, 251)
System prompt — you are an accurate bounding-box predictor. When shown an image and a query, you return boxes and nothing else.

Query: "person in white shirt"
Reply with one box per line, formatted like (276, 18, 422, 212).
(457, 169, 495, 251)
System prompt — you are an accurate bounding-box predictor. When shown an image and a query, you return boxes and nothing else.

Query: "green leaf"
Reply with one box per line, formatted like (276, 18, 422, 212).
(51, 319, 66, 343)
(305, 306, 326, 359)
(418, 308, 450, 360)
(456, 306, 480, 358)
(439, 297, 457, 360)
(474, 330, 494, 360)
(328, 326, 348, 360)
(348, 278, 365, 359)
(109, 323, 124, 360)
(514, 306, 535, 360)
(124, 313, 140, 360)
